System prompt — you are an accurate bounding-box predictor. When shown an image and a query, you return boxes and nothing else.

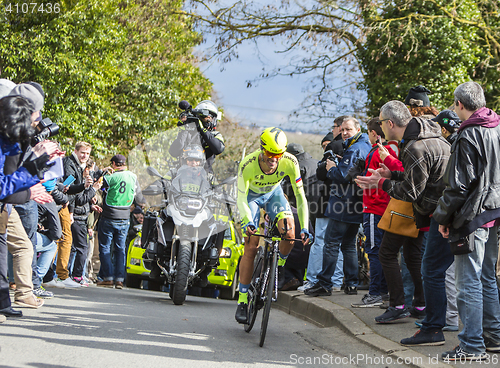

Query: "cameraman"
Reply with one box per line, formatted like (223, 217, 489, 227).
(1, 94, 59, 314)
(169, 100, 225, 174)
(305, 117, 371, 297)
(5, 83, 64, 304)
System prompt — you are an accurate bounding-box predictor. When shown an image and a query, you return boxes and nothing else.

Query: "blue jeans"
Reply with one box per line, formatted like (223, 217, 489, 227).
(317, 218, 359, 290)
(363, 213, 387, 296)
(455, 226, 500, 354)
(35, 232, 57, 283)
(306, 217, 344, 286)
(98, 218, 130, 282)
(421, 218, 454, 331)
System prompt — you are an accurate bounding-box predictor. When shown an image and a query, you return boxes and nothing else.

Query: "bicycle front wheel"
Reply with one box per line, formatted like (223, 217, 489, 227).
(259, 249, 277, 347)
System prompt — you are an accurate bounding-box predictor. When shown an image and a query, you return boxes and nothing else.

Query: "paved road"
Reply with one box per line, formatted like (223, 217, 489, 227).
(0, 287, 412, 368)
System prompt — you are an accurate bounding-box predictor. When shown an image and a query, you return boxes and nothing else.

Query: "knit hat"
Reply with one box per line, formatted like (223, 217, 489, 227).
(9, 83, 44, 111)
(321, 132, 334, 144)
(286, 143, 305, 156)
(0, 78, 16, 98)
(404, 85, 431, 107)
(132, 206, 144, 215)
(432, 110, 461, 132)
(27, 81, 45, 98)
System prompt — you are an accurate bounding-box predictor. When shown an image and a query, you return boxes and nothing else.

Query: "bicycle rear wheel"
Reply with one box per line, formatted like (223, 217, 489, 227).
(259, 248, 277, 347)
(244, 247, 264, 333)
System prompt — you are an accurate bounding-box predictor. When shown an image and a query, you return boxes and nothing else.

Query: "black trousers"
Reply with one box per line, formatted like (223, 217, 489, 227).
(379, 231, 425, 307)
(70, 220, 88, 278)
(0, 232, 11, 309)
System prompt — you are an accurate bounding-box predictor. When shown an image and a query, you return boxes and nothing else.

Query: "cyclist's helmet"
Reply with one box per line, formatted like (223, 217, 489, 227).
(194, 100, 219, 130)
(182, 144, 206, 165)
(260, 127, 287, 155)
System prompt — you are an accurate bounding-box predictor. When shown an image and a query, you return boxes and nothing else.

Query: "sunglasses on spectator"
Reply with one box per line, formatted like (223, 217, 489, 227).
(262, 149, 284, 159)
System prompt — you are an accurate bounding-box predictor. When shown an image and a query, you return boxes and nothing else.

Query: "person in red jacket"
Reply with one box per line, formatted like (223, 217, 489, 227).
(351, 118, 400, 307)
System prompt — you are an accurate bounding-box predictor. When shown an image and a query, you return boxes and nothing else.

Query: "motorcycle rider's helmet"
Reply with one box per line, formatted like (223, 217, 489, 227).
(260, 127, 287, 157)
(194, 100, 219, 130)
(182, 144, 206, 166)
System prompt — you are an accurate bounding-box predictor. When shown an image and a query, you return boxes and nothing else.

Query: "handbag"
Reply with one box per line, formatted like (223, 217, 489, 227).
(377, 198, 419, 238)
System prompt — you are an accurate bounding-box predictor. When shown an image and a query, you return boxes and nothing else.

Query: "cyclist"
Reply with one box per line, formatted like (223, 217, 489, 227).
(235, 127, 312, 324)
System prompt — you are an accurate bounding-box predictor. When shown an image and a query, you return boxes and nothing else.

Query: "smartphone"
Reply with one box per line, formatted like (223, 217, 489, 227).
(377, 135, 383, 145)
(62, 175, 76, 187)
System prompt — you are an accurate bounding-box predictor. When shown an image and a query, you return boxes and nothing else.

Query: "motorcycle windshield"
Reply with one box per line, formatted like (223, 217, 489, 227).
(170, 165, 211, 198)
(128, 121, 238, 235)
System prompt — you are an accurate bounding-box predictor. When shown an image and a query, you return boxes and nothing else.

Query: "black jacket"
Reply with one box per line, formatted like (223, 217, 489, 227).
(169, 125, 225, 173)
(282, 152, 321, 225)
(382, 117, 450, 228)
(433, 108, 500, 241)
(63, 154, 95, 219)
(38, 201, 62, 241)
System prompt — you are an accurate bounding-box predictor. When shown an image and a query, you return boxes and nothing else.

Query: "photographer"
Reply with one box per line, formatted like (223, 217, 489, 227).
(169, 100, 225, 174)
(1, 94, 59, 314)
(305, 117, 371, 298)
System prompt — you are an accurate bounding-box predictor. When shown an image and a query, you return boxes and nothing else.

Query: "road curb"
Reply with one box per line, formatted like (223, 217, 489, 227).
(276, 291, 451, 368)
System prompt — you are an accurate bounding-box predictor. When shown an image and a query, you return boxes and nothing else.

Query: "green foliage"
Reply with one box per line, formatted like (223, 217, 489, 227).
(358, 0, 483, 115)
(0, 0, 213, 159)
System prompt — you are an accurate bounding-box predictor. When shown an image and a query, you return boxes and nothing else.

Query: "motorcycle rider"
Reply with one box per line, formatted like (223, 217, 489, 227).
(150, 145, 223, 288)
(235, 127, 313, 324)
(169, 100, 225, 175)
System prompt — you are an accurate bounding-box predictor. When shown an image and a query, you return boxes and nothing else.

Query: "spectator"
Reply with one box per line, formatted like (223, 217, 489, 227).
(350, 117, 397, 308)
(434, 82, 500, 361)
(324, 116, 348, 156)
(432, 109, 461, 145)
(356, 100, 451, 346)
(52, 141, 96, 288)
(0, 95, 57, 314)
(7, 83, 56, 300)
(68, 156, 101, 286)
(305, 117, 371, 297)
(282, 143, 318, 223)
(97, 154, 139, 289)
(299, 132, 344, 293)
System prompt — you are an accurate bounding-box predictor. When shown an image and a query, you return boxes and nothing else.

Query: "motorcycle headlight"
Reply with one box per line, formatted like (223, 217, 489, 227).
(130, 258, 141, 266)
(132, 237, 142, 248)
(176, 196, 203, 211)
(177, 196, 189, 210)
(219, 247, 232, 258)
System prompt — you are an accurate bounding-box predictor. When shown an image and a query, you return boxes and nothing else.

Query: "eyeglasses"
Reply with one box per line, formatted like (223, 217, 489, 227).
(262, 149, 284, 159)
(378, 118, 391, 124)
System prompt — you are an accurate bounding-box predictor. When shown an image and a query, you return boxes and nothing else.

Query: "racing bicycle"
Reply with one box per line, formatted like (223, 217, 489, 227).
(243, 217, 302, 347)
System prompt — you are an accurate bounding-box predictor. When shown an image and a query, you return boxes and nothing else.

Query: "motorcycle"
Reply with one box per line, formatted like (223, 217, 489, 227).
(129, 121, 237, 305)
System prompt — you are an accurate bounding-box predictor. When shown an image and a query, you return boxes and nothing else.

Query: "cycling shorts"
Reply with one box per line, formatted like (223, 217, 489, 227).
(247, 185, 293, 227)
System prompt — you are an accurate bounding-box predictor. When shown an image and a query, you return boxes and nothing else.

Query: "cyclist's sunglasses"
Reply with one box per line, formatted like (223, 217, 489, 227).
(262, 149, 284, 159)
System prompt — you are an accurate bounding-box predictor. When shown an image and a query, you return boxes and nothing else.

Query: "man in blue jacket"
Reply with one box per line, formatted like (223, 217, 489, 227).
(306, 117, 371, 297)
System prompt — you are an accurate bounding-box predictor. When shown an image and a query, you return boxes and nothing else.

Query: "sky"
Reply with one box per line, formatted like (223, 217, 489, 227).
(198, 40, 335, 136)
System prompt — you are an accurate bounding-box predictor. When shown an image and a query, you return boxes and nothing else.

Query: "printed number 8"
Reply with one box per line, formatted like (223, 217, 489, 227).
(119, 181, 126, 193)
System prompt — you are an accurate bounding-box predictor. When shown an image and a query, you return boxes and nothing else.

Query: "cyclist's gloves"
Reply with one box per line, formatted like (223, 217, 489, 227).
(23, 153, 55, 179)
(300, 228, 314, 245)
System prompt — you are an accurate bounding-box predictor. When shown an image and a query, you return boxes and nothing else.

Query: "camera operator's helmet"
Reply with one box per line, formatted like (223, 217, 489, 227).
(260, 127, 287, 157)
(194, 100, 219, 130)
(182, 144, 206, 165)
